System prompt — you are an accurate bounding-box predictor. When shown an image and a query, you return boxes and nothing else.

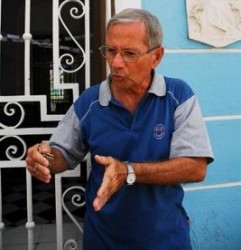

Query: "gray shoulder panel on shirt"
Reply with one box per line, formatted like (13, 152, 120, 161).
(49, 105, 88, 169)
(170, 96, 214, 163)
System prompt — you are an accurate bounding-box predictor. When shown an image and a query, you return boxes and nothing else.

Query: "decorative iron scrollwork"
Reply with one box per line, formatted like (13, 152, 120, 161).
(62, 185, 86, 233)
(0, 135, 26, 160)
(64, 239, 78, 250)
(59, 0, 86, 73)
(0, 102, 25, 129)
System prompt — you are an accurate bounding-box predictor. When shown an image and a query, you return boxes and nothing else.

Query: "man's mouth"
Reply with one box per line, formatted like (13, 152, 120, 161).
(111, 72, 126, 78)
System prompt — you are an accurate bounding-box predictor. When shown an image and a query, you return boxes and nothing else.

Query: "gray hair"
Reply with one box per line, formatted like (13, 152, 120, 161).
(107, 8, 163, 48)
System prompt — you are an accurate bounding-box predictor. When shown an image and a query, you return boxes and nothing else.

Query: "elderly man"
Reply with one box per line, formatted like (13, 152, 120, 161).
(26, 8, 213, 249)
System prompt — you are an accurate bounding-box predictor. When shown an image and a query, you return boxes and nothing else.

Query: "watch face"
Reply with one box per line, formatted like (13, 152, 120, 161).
(127, 173, 136, 185)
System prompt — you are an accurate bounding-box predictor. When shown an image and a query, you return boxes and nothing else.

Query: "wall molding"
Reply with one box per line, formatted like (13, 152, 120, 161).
(184, 181, 241, 192)
(165, 48, 241, 53)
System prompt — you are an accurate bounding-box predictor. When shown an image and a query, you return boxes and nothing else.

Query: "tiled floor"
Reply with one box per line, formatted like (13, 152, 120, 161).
(2, 169, 86, 227)
(3, 223, 83, 250)
(2, 168, 86, 249)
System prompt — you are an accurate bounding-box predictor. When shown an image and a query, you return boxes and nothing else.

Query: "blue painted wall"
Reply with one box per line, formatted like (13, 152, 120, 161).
(142, 1, 241, 249)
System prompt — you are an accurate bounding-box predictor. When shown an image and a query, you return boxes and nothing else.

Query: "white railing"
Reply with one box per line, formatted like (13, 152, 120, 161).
(0, 0, 91, 249)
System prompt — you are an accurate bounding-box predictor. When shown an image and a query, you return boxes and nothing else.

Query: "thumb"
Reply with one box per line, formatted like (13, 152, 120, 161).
(94, 155, 112, 166)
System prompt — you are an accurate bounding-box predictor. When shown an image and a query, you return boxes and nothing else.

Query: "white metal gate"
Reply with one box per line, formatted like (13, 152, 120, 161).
(0, 0, 94, 249)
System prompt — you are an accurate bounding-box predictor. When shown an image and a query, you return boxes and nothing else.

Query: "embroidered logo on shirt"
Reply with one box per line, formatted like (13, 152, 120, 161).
(153, 124, 165, 140)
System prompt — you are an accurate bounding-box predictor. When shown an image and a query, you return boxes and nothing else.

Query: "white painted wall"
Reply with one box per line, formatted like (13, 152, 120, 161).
(115, 0, 142, 13)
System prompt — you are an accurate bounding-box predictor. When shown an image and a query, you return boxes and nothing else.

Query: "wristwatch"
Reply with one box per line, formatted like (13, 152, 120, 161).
(126, 162, 136, 185)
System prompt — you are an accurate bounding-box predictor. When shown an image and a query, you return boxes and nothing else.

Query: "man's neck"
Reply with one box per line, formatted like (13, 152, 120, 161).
(111, 78, 152, 114)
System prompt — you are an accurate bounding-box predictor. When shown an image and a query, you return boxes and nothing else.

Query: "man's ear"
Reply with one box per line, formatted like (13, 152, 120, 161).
(152, 47, 164, 68)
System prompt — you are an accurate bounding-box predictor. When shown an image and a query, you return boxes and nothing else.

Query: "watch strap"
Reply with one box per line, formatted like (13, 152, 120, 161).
(126, 163, 135, 174)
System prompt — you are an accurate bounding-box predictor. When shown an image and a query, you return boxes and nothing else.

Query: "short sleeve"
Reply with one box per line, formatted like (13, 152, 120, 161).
(49, 105, 88, 169)
(170, 95, 214, 163)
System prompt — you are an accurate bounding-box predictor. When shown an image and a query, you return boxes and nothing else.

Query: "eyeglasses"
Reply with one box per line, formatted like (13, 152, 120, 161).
(99, 45, 160, 63)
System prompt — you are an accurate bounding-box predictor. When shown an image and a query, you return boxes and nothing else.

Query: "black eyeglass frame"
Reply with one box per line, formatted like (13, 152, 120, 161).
(98, 45, 160, 63)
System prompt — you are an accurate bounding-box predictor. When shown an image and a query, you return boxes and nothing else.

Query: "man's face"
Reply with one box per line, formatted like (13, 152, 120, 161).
(106, 22, 162, 89)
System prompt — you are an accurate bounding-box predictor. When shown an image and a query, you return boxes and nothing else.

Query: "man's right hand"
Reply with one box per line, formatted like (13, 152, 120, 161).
(25, 143, 52, 183)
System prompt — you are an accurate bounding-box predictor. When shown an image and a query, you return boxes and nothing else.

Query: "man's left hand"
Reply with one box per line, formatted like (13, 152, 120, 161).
(93, 155, 127, 211)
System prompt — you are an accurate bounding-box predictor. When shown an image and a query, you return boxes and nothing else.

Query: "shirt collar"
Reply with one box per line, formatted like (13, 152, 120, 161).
(99, 71, 166, 106)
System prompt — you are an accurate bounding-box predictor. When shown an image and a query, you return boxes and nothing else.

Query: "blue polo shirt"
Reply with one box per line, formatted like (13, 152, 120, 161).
(50, 72, 214, 249)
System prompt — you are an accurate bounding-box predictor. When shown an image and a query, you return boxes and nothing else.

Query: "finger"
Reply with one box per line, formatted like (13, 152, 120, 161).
(27, 144, 49, 167)
(26, 148, 51, 183)
(93, 175, 113, 211)
(93, 189, 110, 212)
(93, 194, 108, 212)
(38, 141, 52, 155)
(27, 161, 51, 182)
(26, 155, 38, 174)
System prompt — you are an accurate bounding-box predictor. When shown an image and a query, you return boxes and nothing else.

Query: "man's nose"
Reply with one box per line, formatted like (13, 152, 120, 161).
(109, 52, 125, 67)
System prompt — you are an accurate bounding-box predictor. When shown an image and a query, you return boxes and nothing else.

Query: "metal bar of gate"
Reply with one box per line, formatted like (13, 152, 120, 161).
(23, 0, 35, 249)
(53, 0, 90, 249)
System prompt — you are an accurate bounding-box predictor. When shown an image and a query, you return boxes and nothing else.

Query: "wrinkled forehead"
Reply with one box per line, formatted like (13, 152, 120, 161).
(107, 19, 147, 32)
(106, 21, 148, 44)
(106, 21, 147, 39)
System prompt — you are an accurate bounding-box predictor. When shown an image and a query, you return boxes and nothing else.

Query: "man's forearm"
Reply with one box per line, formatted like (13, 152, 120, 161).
(133, 157, 207, 185)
